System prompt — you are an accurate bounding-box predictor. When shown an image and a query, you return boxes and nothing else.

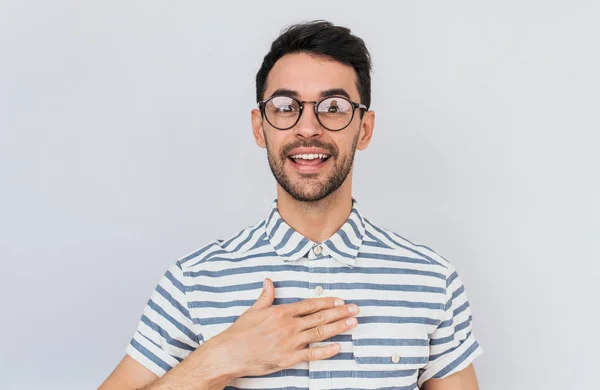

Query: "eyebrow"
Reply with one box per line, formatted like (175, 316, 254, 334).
(268, 88, 353, 101)
(320, 88, 352, 100)
(269, 89, 299, 99)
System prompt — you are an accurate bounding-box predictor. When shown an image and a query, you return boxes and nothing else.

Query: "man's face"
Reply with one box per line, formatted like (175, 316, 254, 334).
(252, 52, 372, 202)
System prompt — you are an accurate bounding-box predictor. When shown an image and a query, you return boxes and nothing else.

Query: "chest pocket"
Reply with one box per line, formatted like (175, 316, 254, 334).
(350, 325, 430, 388)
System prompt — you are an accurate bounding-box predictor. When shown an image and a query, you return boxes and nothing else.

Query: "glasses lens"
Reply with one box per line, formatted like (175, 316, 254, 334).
(264, 96, 301, 129)
(317, 97, 354, 130)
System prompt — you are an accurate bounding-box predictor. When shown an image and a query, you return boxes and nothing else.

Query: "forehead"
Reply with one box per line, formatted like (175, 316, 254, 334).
(264, 52, 360, 100)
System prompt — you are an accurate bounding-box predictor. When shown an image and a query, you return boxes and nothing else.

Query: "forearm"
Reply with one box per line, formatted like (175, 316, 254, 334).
(140, 339, 239, 390)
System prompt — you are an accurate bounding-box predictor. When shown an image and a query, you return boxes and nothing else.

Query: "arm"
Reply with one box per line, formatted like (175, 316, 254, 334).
(98, 260, 235, 390)
(98, 337, 236, 390)
(421, 364, 479, 390)
(98, 355, 157, 390)
(99, 278, 359, 389)
(418, 264, 483, 387)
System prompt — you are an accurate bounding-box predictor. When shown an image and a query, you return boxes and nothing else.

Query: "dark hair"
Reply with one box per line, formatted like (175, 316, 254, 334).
(256, 20, 372, 109)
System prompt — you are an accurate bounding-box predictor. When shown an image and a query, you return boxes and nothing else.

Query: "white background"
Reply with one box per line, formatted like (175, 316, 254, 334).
(1, 1, 598, 389)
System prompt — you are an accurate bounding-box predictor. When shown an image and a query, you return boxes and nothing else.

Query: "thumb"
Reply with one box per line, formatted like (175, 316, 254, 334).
(248, 278, 275, 311)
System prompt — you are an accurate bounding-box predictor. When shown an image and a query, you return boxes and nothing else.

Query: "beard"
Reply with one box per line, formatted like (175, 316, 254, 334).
(265, 131, 360, 202)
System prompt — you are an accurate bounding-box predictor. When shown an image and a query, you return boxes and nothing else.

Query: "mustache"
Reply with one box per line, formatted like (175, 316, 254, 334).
(281, 140, 338, 159)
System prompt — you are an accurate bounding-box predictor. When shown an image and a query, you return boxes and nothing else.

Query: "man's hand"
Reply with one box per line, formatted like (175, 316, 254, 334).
(202, 277, 360, 378)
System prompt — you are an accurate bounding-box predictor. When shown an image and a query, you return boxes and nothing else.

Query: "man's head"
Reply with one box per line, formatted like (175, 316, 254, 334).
(251, 20, 375, 203)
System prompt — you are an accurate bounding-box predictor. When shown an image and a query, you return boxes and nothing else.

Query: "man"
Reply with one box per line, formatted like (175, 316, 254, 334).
(100, 20, 482, 390)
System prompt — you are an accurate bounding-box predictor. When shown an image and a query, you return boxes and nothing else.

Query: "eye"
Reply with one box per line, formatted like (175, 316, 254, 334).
(318, 98, 351, 114)
(278, 105, 297, 113)
(269, 96, 299, 114)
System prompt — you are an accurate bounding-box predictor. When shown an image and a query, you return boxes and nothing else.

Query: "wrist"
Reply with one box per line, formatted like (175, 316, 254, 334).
(190, 336, 242, 387)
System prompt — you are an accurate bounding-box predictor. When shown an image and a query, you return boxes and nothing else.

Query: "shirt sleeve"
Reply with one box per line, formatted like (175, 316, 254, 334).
(125, 260, 201, 377)
(417, 264, 483, 386)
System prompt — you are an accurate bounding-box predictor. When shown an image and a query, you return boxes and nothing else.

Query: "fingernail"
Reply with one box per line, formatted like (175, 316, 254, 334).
(332, 343, 341, 352)
(346, 317, 357, 326)
(348, 304, 358, 313)
(263, 279, 267, 289)
(334, 299, 344, 307)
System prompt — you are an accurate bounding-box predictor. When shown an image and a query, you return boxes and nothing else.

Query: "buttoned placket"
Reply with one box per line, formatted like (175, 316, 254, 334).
(306, 243, 332, 390)
(265, 198, 365, 390)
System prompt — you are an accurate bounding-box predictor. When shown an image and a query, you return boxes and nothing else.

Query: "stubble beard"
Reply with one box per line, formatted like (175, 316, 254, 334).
(265, 131, 360, 202)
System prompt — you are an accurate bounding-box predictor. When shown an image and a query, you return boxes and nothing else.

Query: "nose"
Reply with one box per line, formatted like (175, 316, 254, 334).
(294, 102, 323, 138)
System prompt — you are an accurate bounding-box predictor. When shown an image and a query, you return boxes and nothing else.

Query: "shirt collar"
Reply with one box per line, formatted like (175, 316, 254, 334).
(264, 198, 366, 268)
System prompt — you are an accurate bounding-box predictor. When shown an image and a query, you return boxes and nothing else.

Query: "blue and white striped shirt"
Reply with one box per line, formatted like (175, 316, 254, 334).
(126, 198, 482, 389)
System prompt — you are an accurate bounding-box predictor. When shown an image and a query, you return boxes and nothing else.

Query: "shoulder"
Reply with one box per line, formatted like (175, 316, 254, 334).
(362, 217, 452, 273)
(176, 218, 268, 271)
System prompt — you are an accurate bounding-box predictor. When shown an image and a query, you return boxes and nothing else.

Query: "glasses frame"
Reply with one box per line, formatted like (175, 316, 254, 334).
(258, 95, 368, 131)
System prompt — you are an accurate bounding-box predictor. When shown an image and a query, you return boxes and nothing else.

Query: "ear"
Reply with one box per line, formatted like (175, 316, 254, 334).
(251, 108, 267, 148)
(356, 110, 375, 151)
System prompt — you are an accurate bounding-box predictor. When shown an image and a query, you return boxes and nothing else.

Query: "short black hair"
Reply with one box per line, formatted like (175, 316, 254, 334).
(256, 20, 372, 109)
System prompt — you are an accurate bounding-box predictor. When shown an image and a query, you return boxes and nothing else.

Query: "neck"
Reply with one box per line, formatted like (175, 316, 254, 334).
(275, 182, 353, 243)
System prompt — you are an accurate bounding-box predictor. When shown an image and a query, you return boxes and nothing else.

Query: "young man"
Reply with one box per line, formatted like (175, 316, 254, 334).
(100, 20, 482, 390)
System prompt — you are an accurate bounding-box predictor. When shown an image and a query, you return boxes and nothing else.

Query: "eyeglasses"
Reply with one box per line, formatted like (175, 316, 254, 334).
(258, 95, 367, 131)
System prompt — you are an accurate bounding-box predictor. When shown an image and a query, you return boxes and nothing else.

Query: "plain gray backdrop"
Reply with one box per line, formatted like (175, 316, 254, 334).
(1, 1, 598, 389)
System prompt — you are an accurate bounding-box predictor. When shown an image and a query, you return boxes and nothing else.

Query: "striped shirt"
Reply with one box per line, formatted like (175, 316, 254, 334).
(126, 198, 482, 389)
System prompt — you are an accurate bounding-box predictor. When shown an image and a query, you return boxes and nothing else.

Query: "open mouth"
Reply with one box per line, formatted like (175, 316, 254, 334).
(287, 153, 331, 172)
(288, 153, 331, 164)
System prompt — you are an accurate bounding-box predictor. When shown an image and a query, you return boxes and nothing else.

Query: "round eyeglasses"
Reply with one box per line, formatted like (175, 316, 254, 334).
(258, 95, 367, 131)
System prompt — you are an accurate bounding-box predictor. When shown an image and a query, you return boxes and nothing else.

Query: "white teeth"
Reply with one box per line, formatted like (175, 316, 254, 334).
(290, 153, 330, 160)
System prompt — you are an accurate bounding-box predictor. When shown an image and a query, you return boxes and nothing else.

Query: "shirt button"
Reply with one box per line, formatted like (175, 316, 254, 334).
(391, 353, 400, 363)
(315, 285, 324, 296)
(313, 245, 323, 255)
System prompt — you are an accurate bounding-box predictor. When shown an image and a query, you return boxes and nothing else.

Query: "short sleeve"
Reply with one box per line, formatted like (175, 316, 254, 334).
(418, 264, 483, 386)
(125, 260, 201, 377)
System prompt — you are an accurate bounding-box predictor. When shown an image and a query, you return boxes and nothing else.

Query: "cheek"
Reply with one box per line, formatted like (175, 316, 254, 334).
(334, 135, 356, 155)
(264, 132, 287, 155)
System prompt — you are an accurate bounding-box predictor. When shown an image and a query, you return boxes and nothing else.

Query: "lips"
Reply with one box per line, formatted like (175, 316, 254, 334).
(288, 153, 331, 164)
(287, 152, 332, 172)
(284, 146, 334, 173)
(286, 147, 333, 157)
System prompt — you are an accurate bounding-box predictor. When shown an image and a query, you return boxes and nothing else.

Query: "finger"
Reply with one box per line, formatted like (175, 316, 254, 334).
(293, 342, 341, 364)
(298, 304, 359, 331)
(284, 297, 344, 317)
(247, 278, 275, 312)
(299, 316, 358, 345)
